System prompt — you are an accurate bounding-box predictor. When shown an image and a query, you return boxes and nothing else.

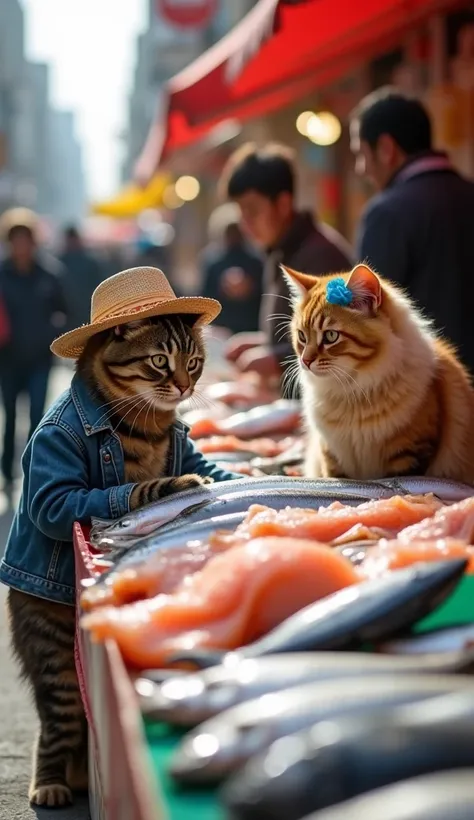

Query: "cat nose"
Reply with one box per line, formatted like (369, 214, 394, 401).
(174, 383, 188, 394)
(302, 357, 314, 369)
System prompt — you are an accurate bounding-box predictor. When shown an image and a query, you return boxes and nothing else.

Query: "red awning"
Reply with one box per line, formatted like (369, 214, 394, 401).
(135, 0, 453, 182)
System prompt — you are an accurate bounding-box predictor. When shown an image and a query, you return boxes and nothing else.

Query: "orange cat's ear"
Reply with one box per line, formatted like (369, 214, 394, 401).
(281, 265, 317, 300)
(346, 264, 382, 312)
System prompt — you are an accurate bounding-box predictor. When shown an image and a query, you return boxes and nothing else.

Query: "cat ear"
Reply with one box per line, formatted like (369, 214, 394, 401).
(281, 265, 318, 301)
(346, 265, 382, 312)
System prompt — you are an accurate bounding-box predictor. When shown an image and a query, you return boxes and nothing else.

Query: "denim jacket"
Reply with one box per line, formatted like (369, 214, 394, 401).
(0, 374, 240, 605)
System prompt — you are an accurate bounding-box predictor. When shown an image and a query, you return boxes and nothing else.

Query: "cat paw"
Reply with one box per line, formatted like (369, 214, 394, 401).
(172, 474, 212, 492)
(29, 782, 73, 807)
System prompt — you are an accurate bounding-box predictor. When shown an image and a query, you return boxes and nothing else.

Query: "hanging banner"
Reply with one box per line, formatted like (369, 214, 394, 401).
(156, 0, 218, 28)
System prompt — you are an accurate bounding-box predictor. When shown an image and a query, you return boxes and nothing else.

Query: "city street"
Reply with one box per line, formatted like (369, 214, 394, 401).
(0, 365, 90, 820)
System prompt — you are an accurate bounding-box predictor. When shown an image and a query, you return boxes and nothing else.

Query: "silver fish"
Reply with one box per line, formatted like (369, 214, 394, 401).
(377, 476, 474, 502)
(222, 691, 474, 819)
(136, 649, 474, 727)
(90, 476, 401, 543)
(169, 674, 474, 784)
(90, 475, 473, 544)
(251, 439, 305, 475)
(92, 511, 246, 571)
(146, 487, 388, 534)
(208, 399, 301, 438)
(297, 770, 474, 820)
(168, 560, 467, 669)
(205, 451, 259, 463)
(381, 624, 474, 655)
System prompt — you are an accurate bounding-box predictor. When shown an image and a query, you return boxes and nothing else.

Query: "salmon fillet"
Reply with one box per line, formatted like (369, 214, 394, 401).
(360, 538, 474, 578)
(396, 496, 474, 543)
(195, 435, 296, 457)
(81, 539, 230, 613)
(81, 538, 358, 669)
(210, 494, 443, 551)
(360, 497, 474, 577)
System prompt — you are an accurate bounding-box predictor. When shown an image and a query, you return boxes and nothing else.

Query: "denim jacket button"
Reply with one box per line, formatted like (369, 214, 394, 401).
(103, 453, 111, 463)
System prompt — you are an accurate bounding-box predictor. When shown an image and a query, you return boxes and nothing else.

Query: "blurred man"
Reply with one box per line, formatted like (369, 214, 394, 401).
(0, 209, 68, 489)
(60, 224, 104, 328)
(220, 143, 352, 378)
(351, 87, 474, 374)
(200, 203, 264, 334)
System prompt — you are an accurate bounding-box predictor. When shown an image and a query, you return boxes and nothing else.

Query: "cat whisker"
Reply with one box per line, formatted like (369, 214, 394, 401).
(263, 293, 293, 305)
(267, 313, 293, 322)
(331, 366, 371, 407)
(93, 391, 158, 428)
(191, 389, 222, 412)
(282, 361, 301, 399)
(329, 368, 357, 406)
(282, 373, 300, 400)
(110, 395, 150, 436)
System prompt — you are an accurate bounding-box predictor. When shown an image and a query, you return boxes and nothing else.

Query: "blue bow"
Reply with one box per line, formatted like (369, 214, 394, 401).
(326, 278, 353, 306)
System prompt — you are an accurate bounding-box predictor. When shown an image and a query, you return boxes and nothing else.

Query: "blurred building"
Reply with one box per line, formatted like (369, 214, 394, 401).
(45, 109, 86, 225)
(0, 0, 86, 225)
(0, 0, 29, 210)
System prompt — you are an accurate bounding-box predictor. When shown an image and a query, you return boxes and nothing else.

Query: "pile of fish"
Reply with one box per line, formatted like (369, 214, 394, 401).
(80, 363, 474, 818)
(79, 468, 474, 818)
(181, 389, 304, 476)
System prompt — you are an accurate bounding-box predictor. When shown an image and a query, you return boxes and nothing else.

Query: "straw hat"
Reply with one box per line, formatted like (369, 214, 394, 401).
(0, 207, 39, 242)
(51, 266, 222, 359)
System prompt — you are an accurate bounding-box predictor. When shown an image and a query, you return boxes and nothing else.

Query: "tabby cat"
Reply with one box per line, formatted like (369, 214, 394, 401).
(283, 263, 474, 483)
(8, 314, 211, 807)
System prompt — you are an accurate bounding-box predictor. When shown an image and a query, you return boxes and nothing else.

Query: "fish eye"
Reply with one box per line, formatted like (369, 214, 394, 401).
(323, 330, 339, 345)
(152, 354, 167, 369)
(118, 520, 131, 529)
(297, 329, 306, 345)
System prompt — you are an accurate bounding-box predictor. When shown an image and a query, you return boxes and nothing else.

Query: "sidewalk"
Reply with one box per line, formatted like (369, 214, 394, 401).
(0, 365, 90, 820)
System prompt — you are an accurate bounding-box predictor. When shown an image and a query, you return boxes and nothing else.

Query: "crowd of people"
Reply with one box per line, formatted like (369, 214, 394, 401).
(206, 88, 474, 387)
(1, 86, 474, 493)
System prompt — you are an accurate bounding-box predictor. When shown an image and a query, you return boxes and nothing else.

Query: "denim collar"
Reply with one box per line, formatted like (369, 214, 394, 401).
(70, 373, 187, 438)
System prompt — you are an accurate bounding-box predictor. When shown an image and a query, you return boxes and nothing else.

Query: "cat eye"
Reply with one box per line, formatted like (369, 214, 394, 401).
(152, 354, 168, 369)
(187, 357, 200, 371)
(323, 330, 340, 345)
(297, 330, 306, 344)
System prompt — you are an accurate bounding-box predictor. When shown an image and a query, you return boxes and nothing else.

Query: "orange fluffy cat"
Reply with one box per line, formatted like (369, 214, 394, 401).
(283, 263, 474, 483)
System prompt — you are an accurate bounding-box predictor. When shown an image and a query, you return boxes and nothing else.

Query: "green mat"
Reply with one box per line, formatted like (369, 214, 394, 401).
(144, 575, 474, 819)
(145, 720, 222, 820)
(415, 574, 474, 632)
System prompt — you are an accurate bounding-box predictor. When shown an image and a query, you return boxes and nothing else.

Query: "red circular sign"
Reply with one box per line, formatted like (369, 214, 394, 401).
(157, 0, 218, 28)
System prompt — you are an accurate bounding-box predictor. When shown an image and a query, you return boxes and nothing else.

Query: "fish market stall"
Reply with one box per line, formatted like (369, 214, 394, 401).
(75, 486, 474, 819)
(74, 353, 474, 818)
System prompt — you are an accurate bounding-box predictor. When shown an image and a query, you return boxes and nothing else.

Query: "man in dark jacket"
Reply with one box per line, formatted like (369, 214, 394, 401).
(60, 225, 104, 328)
(219, 143, 353, 379)
(199, 205, 264, 334)
(351, 87, 474, 376)
(0, 211, 69, 487)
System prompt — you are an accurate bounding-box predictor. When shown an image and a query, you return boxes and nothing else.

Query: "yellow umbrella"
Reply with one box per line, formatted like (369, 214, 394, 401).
(90, 174, 172, 218)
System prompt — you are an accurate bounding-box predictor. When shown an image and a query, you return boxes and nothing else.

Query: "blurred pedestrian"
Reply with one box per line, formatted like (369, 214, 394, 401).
(351, 87, 474, 375)
(60, 224, 104, 328)
(219, 143, 352, 380)
(0, 209, 69, 490)
(200, 203, 264, 334)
